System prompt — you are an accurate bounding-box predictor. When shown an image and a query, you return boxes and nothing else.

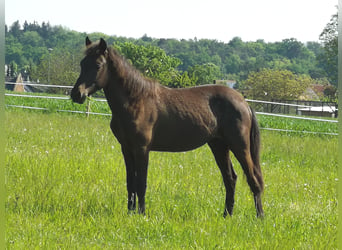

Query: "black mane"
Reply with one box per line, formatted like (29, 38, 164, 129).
(84, 41, 158, 99)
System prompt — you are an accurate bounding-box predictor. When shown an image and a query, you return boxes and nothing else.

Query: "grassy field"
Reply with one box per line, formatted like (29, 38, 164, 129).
(5, 110, 337, 249)
(5, 91, 111, 114)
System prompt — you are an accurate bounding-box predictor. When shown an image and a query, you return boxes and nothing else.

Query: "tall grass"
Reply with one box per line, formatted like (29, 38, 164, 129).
(6, 111, 337, 249)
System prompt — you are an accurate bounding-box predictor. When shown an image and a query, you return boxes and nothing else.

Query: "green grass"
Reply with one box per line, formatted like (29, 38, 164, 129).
(258, 114, 338, 135)
(5, 110, 337, 249)
(5, 91, 111, 114)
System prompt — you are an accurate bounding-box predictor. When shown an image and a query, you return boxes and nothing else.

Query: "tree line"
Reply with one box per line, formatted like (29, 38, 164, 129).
(5, 13, 337, 101)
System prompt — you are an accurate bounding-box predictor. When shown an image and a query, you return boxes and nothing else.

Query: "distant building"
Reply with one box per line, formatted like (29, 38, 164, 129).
(5, 73, 39, 92)
(297, 106, 337, 118)
(5, 73, 25, 92)
(214, 80, 237, 88)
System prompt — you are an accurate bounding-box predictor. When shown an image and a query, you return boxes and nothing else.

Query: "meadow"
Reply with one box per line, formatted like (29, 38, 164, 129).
(5, 108, 337, 249)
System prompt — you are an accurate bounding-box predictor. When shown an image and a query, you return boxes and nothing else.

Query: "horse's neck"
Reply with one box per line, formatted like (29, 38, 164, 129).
(103, 79, 124, 113)
(102, 54, 126, 112)
(104, 53, 156, 113)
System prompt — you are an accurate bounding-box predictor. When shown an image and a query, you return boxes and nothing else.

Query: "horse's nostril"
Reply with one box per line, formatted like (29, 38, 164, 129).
(71, 87, 86, 104)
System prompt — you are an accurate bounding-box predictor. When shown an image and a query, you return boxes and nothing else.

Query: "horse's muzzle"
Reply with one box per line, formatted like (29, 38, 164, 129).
(71, 86, 87, 104)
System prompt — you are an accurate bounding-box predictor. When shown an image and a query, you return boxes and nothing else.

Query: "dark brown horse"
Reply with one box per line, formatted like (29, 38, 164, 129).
(71, 37, 264, 217)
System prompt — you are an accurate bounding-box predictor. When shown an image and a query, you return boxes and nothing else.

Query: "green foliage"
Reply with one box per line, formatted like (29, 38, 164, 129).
(30, 48, 81, 92)
(318, 11, 338, 86)
(244, 69, 313, 100)
(172, 71, 198, 88)
(5, 111, 337, 248)
(5, 18, 335, 91)
(5, 35, 24, 66)
(5, 21, 85, 80)
(188, 63, 222, 84)
(8, 61, 18, 77)
(257, 114, 337, 136)
(114, 42, 182, 87)
(113, 41, 199, 87)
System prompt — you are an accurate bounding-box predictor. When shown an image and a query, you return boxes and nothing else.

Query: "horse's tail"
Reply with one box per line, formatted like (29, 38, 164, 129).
(249, 107, 264, 192)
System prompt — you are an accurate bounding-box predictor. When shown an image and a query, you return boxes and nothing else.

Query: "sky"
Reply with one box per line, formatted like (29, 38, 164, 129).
(5, 0, 337, 43)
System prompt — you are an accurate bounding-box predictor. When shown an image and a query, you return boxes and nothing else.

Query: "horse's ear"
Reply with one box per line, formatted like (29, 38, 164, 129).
(86, 36, 92, 46)
(99, 38, 107, 54)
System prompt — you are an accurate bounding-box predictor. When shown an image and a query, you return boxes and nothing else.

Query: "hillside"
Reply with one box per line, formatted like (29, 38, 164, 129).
(5, 20, 337, 100)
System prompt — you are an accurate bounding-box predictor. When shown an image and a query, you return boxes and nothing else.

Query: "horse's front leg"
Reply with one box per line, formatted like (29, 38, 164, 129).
(135, 149, 149, 215)
(122, 146, 150, 214)
(121, 147, 137, 212)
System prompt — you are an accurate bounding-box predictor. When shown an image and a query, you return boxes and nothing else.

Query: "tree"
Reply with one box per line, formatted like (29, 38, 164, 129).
(5, 35, 24, 65)
(9, 61, 18, 77)
(114, 42, 182, 87)
(306, 41, 322, 57)
(225, 54, 241, 74)
(278, 38, 305, 59)
(318, 11, 338, 86)
(171, 71, 198, 88)
(31, 49, 80, 93)
(228, 37, 244, 49)
(10, 21, 21, 37)
(188, 63, 222, 85)
(5, 20, 329, 89)
(323, 85, 337, 101)
(244, 69, 313, 100)
(22, 31, 42, 47)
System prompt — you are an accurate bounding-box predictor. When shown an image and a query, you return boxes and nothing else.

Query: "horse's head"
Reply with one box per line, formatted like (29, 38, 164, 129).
(71, 37, 108, 104)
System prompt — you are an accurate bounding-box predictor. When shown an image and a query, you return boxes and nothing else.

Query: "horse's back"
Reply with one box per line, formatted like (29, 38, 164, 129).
(150, 84, 250, 152)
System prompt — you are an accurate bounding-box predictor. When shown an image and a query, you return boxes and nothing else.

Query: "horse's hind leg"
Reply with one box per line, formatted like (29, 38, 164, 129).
(208, 139, 237, 217)
(231, 147, 264, 218)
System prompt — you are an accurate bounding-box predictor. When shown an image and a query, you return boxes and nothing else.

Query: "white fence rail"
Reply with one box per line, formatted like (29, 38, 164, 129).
(5, 82, 338, 135)
(5, 81, 73, 89)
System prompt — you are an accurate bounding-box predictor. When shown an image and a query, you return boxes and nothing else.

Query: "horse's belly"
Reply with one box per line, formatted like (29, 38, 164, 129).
(150, 125, 212, 152)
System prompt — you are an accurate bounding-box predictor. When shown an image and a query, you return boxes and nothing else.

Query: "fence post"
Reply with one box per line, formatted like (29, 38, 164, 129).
(86, 98, 90, 118)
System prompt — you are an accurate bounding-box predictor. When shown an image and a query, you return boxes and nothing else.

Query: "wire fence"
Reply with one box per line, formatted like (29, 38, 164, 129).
(5, 82, 338, 136)
(246, 98, 338, 118)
